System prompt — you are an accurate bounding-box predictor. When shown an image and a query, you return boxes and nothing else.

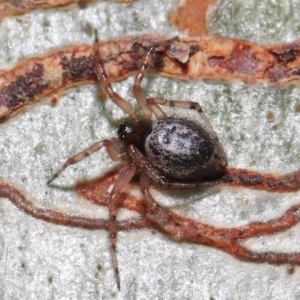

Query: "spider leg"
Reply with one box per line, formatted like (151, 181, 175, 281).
(77, 168, 149, 214)
(93, 30, 136, 119)
(132, 47, 153, 119)
(140, 170, 186, 240)
(107, 163, 136, 290)
(128, 144, 222, 188)
(146, 97, 166, 118)
(147, 98, 217, 137)
(48, 139, 121, 184)
(139, 170, 220, 243)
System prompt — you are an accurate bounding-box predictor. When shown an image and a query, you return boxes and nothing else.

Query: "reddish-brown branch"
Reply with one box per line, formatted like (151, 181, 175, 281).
(221, 167, 300, 192)
(2, 35, 300, 120)
(0, 180, 152, 231)
(228, 204, 300, 240)
(78, 167, 300, 203)
(76, 166, 300, 267)
(0, 0, 137, 22)
(0, 0, 102, 22)
(1, 164, 300, 270)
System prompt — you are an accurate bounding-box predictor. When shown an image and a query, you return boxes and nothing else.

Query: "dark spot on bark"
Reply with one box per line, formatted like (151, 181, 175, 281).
(237, 230, 246, 237)
(127, 47, 146, 71)
(60, 54, 95, 84)
(238, 173, 263, 185)
(0, 63, 48, 110)
(131, 43, 145, 54)
(248, 174, 264, 185)
(128, 42, 166, 71)
(8, 0, 23, 8)
(238, 173, 249, 183)
(266, 64, 288, 82)
(78, 0, 92, 8)
(0, 94, 7, 109)
(152, 52, 165, 69)
(218, 233, 229, 239)
(207, 56, 225, 67)
(267, 179, 283, 187)
(213, 45, 260, 75)
(287, 265, 295, 275)
(292, 69, 300, 76)
(271, 49, 299, 63)
(175, 60, 189, 75)
(189, 44, 200, 56)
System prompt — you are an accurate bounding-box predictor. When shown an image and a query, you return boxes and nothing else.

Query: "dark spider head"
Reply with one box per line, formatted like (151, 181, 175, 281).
(117, 119, 152, 153)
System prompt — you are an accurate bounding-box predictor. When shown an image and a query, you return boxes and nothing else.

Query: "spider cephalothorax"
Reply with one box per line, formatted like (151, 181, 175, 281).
(117, 118, 152, 152)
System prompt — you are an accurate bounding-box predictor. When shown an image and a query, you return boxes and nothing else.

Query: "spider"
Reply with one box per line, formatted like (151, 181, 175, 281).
(47, 32, 228, 289)
(0, 31, 299, 291)
(42, 32, 300, 290)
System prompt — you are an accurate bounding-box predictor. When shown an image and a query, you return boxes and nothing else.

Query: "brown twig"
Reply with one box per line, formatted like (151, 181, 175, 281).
(1, 35, 300, 120)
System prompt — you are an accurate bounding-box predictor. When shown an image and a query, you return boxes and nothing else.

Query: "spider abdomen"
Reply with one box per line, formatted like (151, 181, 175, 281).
(145, 117, 227, 180)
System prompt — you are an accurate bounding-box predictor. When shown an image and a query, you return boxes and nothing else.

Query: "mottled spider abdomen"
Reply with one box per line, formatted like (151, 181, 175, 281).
(145, 117, 227, 180)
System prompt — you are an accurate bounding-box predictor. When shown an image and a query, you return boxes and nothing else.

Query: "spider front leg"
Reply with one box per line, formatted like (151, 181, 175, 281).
(132, 47, 154, 119)
(93, 31, 136, 119)
(48, 138, 131, 289)
(47, 139, 121, 184)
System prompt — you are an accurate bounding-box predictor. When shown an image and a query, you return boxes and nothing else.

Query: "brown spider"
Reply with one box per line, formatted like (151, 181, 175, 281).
(0, 32, 299, 292)
(41, 32, 300, 290)
(47, 32, 229, 289)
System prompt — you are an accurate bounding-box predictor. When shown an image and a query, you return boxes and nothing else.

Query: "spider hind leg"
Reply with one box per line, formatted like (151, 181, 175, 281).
(107, 164, 136, 290)
(147, 97, 217, 137)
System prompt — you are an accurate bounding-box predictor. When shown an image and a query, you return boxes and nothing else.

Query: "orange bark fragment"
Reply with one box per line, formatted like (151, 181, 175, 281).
(169, 0, 217, 36)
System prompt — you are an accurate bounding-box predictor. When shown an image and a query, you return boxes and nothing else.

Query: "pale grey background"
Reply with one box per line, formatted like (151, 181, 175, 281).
(0, 0, 300, 299)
